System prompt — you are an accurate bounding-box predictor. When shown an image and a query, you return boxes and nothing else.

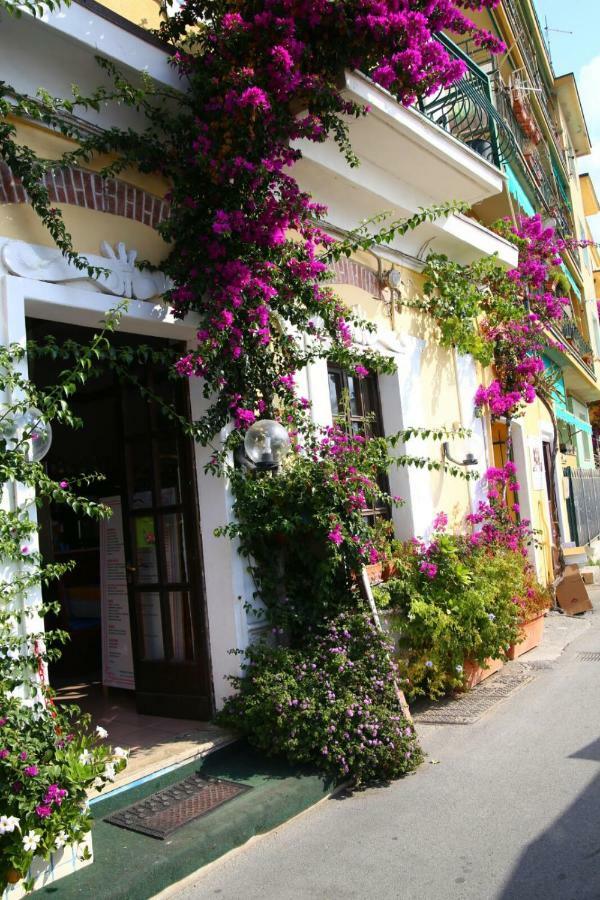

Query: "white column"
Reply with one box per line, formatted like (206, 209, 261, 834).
(510, 421, 545, 578)
(454, 351, 487, 511)
(0, 276, 45, 658)
(187, 377, 253, 709)
(305, 357, 333, 428)
(378, 335, 433, 539)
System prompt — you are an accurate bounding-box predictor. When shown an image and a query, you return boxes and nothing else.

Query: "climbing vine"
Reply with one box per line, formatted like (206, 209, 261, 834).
(3, 0, 560, 801)
(0, 310, 135, 888)
(416, 214, 586, 419)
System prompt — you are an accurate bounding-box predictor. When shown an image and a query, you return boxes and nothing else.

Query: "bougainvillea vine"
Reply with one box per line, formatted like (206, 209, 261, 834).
(148, 0, 505, 438)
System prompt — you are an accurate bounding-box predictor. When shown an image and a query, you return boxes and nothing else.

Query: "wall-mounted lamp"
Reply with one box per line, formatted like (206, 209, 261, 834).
(382, 268, 404, 291)
(2, 407, 53, 462)
(243, 419, 291, 473)
(442, 441, 478, 467)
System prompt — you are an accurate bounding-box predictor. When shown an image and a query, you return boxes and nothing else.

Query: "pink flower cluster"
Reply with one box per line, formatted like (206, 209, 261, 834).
(161, 0, 505, 434)
(319, 424, 384, 564)
(475, 214, 576, 419)
(466, 461, 531, 554)
(36, 783, 68, 819)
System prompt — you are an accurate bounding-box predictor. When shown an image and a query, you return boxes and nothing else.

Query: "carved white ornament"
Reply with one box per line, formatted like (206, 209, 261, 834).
(1, 240, 171, 301)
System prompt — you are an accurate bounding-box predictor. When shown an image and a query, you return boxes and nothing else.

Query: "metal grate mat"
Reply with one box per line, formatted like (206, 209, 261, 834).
(413, 664, 536, 725)
(105, 774, 251, 839)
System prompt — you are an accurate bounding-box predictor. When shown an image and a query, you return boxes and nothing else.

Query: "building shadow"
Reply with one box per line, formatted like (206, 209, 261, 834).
(499, 759, 600, 899)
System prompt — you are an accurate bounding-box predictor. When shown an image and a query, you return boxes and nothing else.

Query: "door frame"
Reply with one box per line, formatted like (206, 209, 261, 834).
(3, 271, 219, 713)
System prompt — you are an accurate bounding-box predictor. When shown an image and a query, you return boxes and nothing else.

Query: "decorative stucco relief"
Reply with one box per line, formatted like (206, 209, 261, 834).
(1, 239, 171, 301)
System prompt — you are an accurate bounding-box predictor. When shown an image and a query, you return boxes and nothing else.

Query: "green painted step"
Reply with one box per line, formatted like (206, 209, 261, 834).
(32, 741, 334, 900)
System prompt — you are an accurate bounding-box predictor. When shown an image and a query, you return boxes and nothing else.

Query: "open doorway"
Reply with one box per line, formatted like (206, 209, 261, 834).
(27, 319, 213, 753)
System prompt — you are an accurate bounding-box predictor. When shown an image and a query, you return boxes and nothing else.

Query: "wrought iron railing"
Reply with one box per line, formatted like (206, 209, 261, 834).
(491, 76, 576, 241)
(550, 318, 596, 382)
(559, 319, 594, 362)
(565, 467, 600, 546)
(417, 34, 516, 168)
(501, 0, 569, 173)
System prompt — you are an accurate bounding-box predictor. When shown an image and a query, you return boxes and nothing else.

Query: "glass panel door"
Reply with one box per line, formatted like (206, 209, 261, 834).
(121, 364, 211, 719)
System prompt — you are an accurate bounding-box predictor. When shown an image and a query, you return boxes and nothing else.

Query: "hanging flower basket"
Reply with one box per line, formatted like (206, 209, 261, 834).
(2, 832, 93, 900)
(508, 613, 546, 660)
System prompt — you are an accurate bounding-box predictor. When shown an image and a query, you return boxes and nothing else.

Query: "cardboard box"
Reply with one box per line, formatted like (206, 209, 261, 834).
(556, 565, 593, 616)
(582, 571, 595, 585)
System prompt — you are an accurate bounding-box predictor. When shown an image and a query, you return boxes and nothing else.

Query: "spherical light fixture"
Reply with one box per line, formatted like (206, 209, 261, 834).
(5, 407, 53, 462)
(244, 419, 290, 472)
(383, 268, 403, 291)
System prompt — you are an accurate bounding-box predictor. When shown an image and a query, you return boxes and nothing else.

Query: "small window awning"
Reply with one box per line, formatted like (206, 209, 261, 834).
(555, 405, 592, 435)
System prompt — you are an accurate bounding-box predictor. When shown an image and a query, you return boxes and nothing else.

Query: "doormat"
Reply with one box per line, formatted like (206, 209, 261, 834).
(413, 663, 536, 725)
(104, 774, 251, 839)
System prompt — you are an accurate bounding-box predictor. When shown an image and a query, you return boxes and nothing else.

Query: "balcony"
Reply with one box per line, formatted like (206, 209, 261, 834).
(501, 0, 568, 171)
(489, 75, 577, 245)
(549, 319, 599, 401)
(417, 34, 515, 171)
(559, 319, 594, 369)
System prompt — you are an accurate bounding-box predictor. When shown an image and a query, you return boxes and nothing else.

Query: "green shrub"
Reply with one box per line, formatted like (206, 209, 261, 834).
(218, 612, 421, 786)
(375, 539, 528, 699)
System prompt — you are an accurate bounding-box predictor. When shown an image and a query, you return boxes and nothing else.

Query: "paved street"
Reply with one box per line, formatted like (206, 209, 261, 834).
(170, 601, 600, 900)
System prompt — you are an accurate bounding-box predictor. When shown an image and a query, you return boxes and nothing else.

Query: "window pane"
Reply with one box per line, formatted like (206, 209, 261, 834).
(328, 371, 342, 416)
(347, 376, 361, 416)
(169, 591, 196, 661)
(122, 385, 150, 437)
(128, 441, 153, 509)
(158, 438, 182, 506)
(136, 592, 164, 660)
(133, 515, 159, 583)
(162, 513, 188, 583)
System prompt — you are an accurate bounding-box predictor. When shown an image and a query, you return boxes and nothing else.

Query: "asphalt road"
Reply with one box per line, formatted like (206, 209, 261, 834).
(173, 605, 600, 900)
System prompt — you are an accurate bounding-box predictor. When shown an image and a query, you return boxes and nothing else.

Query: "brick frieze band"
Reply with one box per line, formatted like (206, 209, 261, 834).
(0, 161, 170, 230)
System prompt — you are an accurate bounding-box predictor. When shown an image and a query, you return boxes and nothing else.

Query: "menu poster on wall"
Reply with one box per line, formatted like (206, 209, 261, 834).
(100, 496, 135, 690)
(529, 437, 545, 492)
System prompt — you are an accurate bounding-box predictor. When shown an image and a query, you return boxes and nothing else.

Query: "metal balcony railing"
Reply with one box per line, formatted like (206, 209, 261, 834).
(559, 319, 594, 361)
(492, 77, 576, 241)
(417, 34, 516, 169)
(501, 0, 569, 173)
(551, 319, 596, 380)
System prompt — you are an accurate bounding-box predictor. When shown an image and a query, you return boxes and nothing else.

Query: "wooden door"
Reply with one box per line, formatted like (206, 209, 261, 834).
(120, 369, 212, 719)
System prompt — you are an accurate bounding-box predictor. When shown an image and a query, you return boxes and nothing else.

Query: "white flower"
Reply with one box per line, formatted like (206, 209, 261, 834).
(54, 830, 68, 849)
(113, 746, 129, 760)
(103, 763, 116, 782)
(0, 815, 20, 834)
(78, 750, 92, 765)
(22, 830, 41, 853)
(95, 726, 108, 740)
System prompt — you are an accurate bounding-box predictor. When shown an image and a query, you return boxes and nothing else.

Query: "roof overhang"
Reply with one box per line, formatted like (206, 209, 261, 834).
(555, 74, 592, 157)
(580, 174, 600, 218)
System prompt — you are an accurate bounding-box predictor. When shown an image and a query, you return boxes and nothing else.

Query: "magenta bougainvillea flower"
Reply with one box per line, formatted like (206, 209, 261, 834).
(154, 0, 505, 439)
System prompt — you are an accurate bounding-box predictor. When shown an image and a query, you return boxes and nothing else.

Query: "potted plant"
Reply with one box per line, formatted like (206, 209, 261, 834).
(373, 524, 523, 700)
(0, 693, 127, 897)
(508, 582, 551, 660)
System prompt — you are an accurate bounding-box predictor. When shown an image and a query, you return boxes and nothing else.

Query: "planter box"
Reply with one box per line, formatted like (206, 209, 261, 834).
(508, 614, 545, 661)
(364, 562, 384, 585)
(2, 833, 93, 899)
(463, 655, 505, 689)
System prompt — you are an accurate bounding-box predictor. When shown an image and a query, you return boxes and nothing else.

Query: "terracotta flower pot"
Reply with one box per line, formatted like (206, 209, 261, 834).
(508, 613, 545, 660)
(365, 562, 384, 585)
(463, 655, 505, 689)
(381, 559, 397, 581)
